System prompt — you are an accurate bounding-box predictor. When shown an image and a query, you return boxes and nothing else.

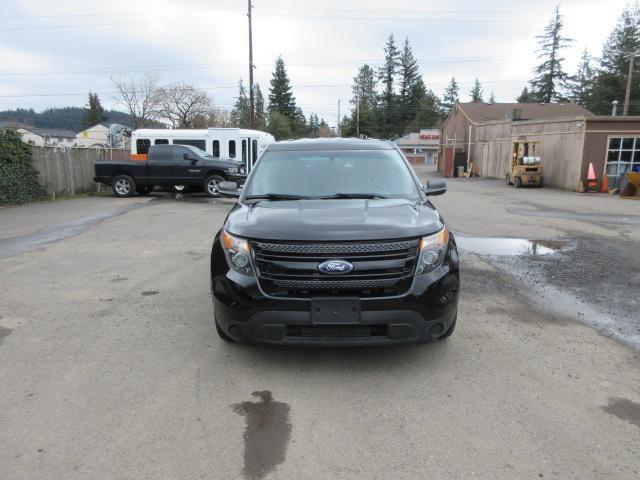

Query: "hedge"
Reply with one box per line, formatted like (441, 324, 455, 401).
(0, 129, 45, 205)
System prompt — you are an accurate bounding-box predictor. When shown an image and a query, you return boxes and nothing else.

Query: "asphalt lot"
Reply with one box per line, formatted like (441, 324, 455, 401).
(1, 168, 639, 479)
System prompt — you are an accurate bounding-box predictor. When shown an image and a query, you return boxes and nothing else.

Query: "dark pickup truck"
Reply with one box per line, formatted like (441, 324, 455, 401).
(94, 144, 244, 197)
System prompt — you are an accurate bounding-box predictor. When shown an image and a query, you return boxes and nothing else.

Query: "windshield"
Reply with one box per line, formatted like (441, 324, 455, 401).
(243, 149, 420, 199)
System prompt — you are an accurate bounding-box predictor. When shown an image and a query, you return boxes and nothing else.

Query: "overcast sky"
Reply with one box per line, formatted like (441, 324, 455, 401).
(0, 0, 630, 127)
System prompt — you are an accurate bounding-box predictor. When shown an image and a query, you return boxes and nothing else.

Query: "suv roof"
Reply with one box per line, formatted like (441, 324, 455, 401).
(267, 137, 394, 152)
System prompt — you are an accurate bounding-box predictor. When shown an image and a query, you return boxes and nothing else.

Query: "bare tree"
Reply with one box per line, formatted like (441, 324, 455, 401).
(154, 82, 211, 128)
(111, 73, 160, 129)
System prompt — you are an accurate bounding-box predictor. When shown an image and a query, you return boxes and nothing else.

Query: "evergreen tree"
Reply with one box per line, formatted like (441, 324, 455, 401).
(268, 56, 297, 120)
(406, 90, 443, 130)
(349, 64, 379, 138)
(591, 5, 640, 114)
(378, 34, 400, 138)
(267, 111, 292, 140)
(442, 77, 459, 111)
(83, 92, 105, 128)
(291, 107, 308, 136)
(516, 86, 537, 103)
(488, 91, 496, 104)
(230, 80, 250, 128)
(568, 49, 595, 106)
(253, 84, 267, 130)
(398, 38, 425, 134)
(529, 6, 573, 102)
(308, 113, 320, 137)
(470, 79, 484, 102)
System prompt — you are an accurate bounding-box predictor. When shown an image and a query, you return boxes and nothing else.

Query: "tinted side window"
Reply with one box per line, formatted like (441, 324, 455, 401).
(154, 139, 169, 145)
(174, 139, 206, 151)
(150, 145, 172, 162)
(251, 139, 258, 163)
(212, 140, 220, 158)
(136, 139, 151, 154)
(242, 140, 247, 163)
(229, 140, 236, 158)
(171, 146, 189, 163)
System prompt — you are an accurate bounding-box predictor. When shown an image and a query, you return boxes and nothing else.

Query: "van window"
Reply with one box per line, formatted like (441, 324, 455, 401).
(212, 140, 220, 158)
(229, 140, 236, 158)
(242, 140, 247, 164)
(174, 139, 206, 151)
(154, 139, 169, 145)
(252, 139, 258, 164)
(136, 139, 151, 154)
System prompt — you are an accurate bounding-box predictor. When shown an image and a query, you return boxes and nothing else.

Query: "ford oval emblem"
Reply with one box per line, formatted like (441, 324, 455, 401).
(318, 260, 353, 275)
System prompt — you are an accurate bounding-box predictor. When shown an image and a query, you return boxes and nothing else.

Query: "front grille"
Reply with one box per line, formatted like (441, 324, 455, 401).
(252, 238, 419, 298)
(286, 325, 388, 339)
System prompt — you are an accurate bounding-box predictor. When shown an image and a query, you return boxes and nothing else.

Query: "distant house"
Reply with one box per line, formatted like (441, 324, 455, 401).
(76, 123, 131, 149)
(14, 126, 76, 147)
(394, 129, 440, 165)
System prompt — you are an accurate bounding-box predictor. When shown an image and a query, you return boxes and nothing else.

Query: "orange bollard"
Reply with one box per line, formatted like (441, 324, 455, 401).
(601, 171, 609, 193)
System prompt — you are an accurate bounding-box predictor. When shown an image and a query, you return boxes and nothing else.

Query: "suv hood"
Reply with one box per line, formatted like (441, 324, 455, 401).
(224, 199, 444, 241)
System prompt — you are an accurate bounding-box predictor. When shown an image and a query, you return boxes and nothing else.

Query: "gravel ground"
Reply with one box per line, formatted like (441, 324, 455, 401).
(0, 172, 639, 480)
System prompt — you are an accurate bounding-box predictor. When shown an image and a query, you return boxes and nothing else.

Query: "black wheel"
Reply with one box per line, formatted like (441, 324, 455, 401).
(136, 186, 152, 195)
(514, 177, 522, 188)
(173, 185, 189, 193)
(215, 317, 234, 342)
(205, 175, 224, 197)
(112, 175, 136, 197)
(439, 314, 457, 339)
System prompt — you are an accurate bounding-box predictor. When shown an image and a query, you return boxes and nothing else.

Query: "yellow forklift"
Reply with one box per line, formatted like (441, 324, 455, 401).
(506, 141, 543, 188)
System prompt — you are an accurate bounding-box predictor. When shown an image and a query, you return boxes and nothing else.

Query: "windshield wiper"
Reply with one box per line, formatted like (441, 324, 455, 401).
(318, 192, 388, 199)
(245, 193, 311, 201)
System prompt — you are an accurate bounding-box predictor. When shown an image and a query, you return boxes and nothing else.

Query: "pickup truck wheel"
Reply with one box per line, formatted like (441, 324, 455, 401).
(215, 317, 235, 342)
(112, 175, 135, 197)
(205, 175, 224, 197)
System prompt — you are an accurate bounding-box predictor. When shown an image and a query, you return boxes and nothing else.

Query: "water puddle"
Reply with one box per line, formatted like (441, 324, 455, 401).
(0, 326, 11, 346)
(232, 391, 291, 480)
(456, 236, 568, 256)
(601, 397, 640, 429)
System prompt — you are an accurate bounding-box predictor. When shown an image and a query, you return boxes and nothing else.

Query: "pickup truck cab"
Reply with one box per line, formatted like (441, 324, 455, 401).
(94, 144, 244, 197)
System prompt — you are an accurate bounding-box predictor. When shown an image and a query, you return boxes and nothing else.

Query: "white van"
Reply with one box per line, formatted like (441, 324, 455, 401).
(131, 128, 275, 176)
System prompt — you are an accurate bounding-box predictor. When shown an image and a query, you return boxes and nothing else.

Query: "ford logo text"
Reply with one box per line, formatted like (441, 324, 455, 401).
(318, 260, 354, 275)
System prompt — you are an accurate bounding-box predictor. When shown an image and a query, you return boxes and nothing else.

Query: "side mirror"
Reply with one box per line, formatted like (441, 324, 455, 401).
(219, 181, 241, 198)
(423, 179, 446, 196)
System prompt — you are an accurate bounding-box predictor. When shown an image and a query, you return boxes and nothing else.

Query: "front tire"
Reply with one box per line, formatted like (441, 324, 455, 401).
(215, 317, 234, 342)
(205, 175, 224, 197)
(112, 175, 135, 197)
(439, 314, 457, 339)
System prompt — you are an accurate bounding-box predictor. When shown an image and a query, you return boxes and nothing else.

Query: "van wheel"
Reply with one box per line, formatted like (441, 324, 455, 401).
(112, 175, 135, 197)
(514, 177, 522, 188)
(205, 175, 224, 197)
(215, 317, 234, 342)
(173, 185, 189, 193)
(439, 314, 457, 339)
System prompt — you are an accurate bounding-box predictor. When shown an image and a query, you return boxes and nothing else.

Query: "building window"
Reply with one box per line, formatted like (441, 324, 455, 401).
(136, 139, 151, 154)
(174, 139, 206, 151)
(606, 137, 640, 188)
(212, 140, 220, 158)
(229, 140, 236, 158)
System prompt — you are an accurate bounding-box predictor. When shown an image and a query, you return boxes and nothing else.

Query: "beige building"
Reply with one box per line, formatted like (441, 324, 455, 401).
(395, 129, 440, 165)
(15, 127, 76, 147)
(75, 124, 111, 148)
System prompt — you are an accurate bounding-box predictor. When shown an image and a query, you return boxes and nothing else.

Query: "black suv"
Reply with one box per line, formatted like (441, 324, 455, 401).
(210, 138, 459, 345)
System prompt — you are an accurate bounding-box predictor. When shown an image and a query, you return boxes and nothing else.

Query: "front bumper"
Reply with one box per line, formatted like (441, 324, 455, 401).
(211, 236, 460, 346)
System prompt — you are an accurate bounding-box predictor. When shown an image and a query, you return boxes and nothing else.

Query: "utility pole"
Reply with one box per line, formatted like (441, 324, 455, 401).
(356, 96, 360, 137)
(623, 52, 635, 116)
(337, 99, 341, 137)
(248, 0, 255, 128)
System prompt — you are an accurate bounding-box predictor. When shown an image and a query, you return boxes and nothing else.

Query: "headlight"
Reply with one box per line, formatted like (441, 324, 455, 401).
(227, 167, 238, 174)
(415, 228, 449, 275)
(221, 230, 254, 276)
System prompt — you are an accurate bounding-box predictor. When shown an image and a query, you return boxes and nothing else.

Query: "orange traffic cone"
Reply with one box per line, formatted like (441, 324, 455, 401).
(601, 171, 609, 193)
(587, 162, 598, 189)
